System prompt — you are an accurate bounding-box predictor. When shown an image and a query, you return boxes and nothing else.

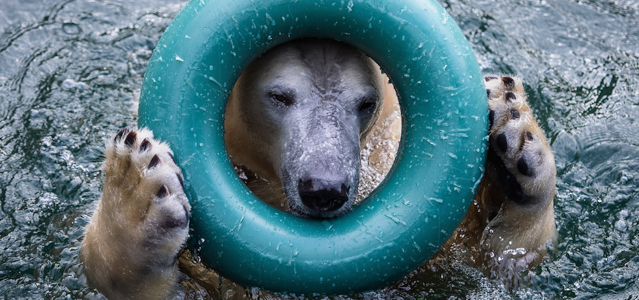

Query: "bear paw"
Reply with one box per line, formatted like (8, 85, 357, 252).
(82, 128, 190, 299)
(485, 76, 556, 205)
(103, 127, 190, 247)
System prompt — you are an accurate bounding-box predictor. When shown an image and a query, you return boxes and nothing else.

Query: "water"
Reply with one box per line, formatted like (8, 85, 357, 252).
(1, 0, 638, 299)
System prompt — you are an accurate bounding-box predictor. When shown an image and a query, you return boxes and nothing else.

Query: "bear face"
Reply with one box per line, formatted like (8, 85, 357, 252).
(224, 39, 386, 219)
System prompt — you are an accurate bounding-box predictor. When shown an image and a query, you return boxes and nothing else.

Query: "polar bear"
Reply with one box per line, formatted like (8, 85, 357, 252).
(81, 39, 557, 299)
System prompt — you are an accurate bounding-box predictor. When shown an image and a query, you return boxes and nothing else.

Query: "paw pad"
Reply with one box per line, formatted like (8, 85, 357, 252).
(497, 133, 508, 153)
(509, 107, 520, 119)
(517, 157, 533, 177)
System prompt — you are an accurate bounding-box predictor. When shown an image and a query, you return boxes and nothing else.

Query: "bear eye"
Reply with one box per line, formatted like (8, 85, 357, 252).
(358, 98, 377, 112)
(270, 93, 293, 106)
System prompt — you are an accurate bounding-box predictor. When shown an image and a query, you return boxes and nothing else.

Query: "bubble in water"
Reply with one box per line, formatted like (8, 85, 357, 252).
(62, 22, 81, 35)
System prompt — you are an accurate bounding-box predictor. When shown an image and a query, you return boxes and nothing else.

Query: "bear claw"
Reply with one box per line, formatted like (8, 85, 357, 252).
(114, 127, 129, 143)
(157, 185, 169, 198)
(149, 154, 161, 169)
(504, 91, 516, 102)
(124, 131, 137, 148)
(485, 75, 498, 81)
(140, 138, 151, 152)
(501, 76, 515, 89)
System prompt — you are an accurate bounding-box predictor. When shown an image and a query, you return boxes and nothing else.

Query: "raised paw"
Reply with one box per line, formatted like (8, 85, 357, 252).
(448, 77, 558, 278)
(104, 127, 190, 235)
(82, 128, 190, 299)
(484, 76, 556, 205)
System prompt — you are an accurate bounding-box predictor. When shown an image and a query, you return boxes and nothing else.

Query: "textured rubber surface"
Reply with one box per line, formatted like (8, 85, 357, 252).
(139, 0, 487, 294)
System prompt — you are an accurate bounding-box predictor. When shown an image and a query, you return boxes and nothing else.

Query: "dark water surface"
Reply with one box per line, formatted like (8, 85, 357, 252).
(1, 0, 638, 299)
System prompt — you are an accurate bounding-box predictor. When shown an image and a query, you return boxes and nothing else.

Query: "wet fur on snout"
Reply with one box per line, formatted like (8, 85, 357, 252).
(224, 39, 385, 218)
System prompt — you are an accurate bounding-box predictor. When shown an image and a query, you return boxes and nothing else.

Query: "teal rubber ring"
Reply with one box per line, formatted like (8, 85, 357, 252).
(139, 0, 487, 294)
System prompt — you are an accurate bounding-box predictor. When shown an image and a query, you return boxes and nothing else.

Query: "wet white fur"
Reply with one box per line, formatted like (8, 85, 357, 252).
(82, 128, 190, 300)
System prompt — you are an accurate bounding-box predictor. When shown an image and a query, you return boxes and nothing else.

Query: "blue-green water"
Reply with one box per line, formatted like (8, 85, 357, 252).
(1, 0, 638, 299)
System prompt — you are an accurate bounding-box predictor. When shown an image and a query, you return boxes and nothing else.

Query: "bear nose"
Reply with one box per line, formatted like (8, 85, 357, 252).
(298, 178, 350, 212)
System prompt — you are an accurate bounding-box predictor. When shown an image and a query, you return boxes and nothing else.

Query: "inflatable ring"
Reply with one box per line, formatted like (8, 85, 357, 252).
(139, 0, 487, 294)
